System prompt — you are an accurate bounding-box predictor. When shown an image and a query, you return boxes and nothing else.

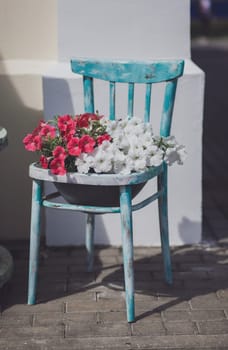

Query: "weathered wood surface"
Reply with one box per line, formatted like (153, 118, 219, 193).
(71, 59, 184, 83)
(29, 163, 163, 186)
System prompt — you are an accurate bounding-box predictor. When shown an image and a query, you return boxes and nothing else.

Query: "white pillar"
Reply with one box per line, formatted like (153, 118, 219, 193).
(43, 0, 204, 246)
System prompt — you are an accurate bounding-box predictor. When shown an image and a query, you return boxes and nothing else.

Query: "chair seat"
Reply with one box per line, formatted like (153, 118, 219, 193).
(29, 162, 163, 187)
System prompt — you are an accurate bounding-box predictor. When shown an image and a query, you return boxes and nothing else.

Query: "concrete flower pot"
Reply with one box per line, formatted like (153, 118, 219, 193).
(54, 182, 145, 206)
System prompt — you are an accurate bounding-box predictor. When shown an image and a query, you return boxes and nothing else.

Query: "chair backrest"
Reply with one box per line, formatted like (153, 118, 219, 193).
(71, 58, 184, 137)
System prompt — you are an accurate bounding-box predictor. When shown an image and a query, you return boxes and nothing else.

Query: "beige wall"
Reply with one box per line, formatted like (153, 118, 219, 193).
(0, 0, 57, 60)
(0, 0, 57, 240)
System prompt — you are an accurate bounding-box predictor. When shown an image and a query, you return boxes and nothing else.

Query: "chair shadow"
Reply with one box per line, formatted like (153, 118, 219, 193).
(2, 241, 228, 323)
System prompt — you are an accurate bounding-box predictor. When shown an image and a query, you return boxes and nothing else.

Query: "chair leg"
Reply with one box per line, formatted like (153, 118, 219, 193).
(120, 185, 135, 323)
(28, 180, 43, 305)
(158, 164, 172, 284)
(85, 213, 95, 272)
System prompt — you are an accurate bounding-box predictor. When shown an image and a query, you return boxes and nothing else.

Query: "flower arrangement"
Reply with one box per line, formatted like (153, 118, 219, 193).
(23, 113, 186, 176)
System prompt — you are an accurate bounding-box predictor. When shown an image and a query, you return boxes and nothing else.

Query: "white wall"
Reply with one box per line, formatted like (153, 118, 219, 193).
(43, 0, 204, 246)
(58, 0, 190, 61)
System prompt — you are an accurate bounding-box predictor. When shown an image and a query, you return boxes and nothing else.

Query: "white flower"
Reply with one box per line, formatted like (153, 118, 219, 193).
(144, 122, 153, 134)
(106, 120, 118, 134)
(92, 148, 113, 173)
(112, 133, 130, 153)
(127, 146, 147, 172)
(141, 131, 154, 146)
(116, 118, 128, 130)
(176, 145, 187, 165)
(132, 157, 147, 172)
(164, 148, 180, 166)
(127, 116, 143, 126)
(146, 149, 164, 167)
(99, 140, 114, 154)
(113, 151, 133, 175)
(75, 154, 91, 174)
(77, 116, 186, 174)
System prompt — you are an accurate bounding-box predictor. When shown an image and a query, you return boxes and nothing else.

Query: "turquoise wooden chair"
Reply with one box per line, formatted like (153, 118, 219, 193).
(27, 58, 184, 323)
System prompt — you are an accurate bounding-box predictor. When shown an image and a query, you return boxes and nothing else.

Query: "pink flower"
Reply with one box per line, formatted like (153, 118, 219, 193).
(23, 133, 42, 151)
(79, 135, 95, 153)
(67, 137, 82, 156)
(76, 113, 101, 128)
(97, 133, 112, 145)
(57, 115, 76, 138)
(39, 123, 56, 139)
(52, 146, 67, 160)
(50, 158, 66, 175)
(40, 155, 49, 169)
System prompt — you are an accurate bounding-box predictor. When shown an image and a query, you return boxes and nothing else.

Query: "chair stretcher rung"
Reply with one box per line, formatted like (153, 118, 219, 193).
(132, 190, 163, 211)
(42, 190, 163, 214)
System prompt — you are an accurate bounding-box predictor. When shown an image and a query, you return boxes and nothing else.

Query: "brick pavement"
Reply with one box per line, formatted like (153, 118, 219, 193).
(1, 240, 228, 349)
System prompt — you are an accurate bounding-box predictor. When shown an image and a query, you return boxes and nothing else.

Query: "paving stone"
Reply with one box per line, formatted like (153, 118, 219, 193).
(183, 279, 226, 289)
(130, 335, 177, 348)
(198, 320, 228, 335)
(67, 271, 96, 283)
(134, 279, 183, 292)
(156, 297, 191, 310)
(37, 282, 68, 301)
(66, 281, 100, 293)
(207, 269, 228, 279)
(96, 290, 126, 301)
(190, 293, 228, 309)
(133, 262, 170, 272)
(171, 254, 202, 263)
(174, 334, 228, 348)
(98, 311, 128, 323)
(0, 340, 43, 350)
(94, 248, 122, 257)
(178, 262, 211, 272)
(66, 299, 126, 312)
(0, 326, 64, 339)
(134, 247, 163, 256)
(66, 322, 131, 338)
(0, 314, 33, 327)
(34, 312, 98, 326)
(134, 293, 158, 302)
(190, 309, 226, 321)
(217, 289, 228, 299)
(2, 301, 64, 314)
(95, 267, 124, 283)
(133, 255, 163, 263)
(162, 310, 192, 321)
(172, 271, 209, 280)
(131, 320, 166, 336)
(40, 337, 133, 349)
(164, 320, 198, 335)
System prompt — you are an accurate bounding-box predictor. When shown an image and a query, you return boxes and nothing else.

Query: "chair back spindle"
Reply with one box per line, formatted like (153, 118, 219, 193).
(83, 76, 94, 113)
(109, 81, 116, 120)
(127, 83, 134, 118)
(144, 83, 152, 123)
(160, 79, 178, 137)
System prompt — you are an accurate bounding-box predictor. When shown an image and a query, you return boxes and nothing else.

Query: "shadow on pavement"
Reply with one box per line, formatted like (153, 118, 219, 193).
(1, 243, 228, 323)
